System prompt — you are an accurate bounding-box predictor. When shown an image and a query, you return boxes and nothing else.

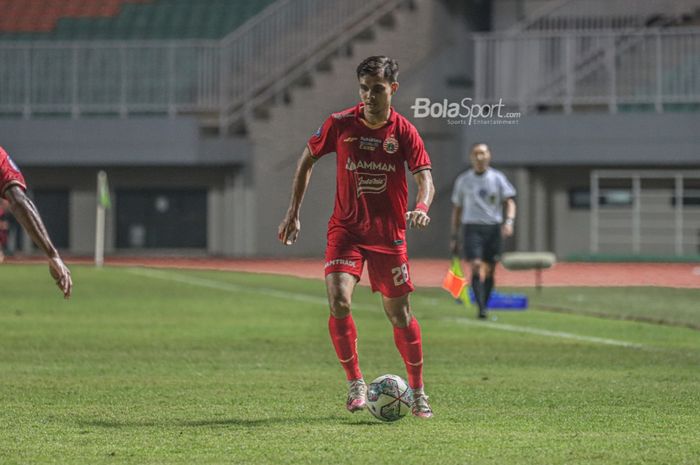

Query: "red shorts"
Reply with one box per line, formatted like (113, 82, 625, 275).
(324, 243, 414, 298)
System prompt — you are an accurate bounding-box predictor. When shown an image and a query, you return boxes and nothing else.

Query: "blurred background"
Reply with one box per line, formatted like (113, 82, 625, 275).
(0, 0, 699, 261)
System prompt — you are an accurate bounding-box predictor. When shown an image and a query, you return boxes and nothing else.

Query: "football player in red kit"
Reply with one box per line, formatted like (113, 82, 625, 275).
(0, 146, 72, 298)
(278, 56, 435, 418)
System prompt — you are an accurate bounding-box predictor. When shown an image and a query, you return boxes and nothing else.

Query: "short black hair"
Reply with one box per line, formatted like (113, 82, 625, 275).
(356, 56, 399, 83)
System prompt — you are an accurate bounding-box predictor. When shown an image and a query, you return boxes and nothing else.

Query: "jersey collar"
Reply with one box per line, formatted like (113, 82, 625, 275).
(355, 103, 397, 129)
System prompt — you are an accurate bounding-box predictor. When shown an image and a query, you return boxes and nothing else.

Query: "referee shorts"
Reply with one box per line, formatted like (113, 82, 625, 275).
(462, 223, 502, 263)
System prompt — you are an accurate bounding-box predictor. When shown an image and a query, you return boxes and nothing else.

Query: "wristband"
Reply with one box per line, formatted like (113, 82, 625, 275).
(415, 202, 429, 213)
(504, 218, 514, 226)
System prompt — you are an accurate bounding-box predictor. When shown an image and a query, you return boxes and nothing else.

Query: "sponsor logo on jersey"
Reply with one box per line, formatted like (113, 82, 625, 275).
(359, 136, 382, 151)
(345, 159, 396, 173)
(324, 258, 357, 269)
(383, 135, 399, 154)
(356, 172, 387, 197)
(343, 137, 358, 143)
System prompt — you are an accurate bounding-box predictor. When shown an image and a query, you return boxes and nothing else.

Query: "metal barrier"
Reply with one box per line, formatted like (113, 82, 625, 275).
(0, 0, 406, 130)
(508, 0, 700, 33)
(475, 27, 700, 113)
(591, 170, 700, 256)
(0, 40, 221, 118)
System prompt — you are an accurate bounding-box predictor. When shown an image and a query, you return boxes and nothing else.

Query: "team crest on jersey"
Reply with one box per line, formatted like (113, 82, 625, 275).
(383, 135, 399, 154)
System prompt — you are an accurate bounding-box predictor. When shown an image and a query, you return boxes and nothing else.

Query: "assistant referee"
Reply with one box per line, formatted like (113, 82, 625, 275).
(450, 143, 516, 319)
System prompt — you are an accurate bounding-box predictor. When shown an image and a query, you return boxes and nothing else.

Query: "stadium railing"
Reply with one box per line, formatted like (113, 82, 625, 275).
(474, 27, 700, 114)
(590, 170, 700, 256)
(0, 0, 408, 133)
(507, 0, 699, 33)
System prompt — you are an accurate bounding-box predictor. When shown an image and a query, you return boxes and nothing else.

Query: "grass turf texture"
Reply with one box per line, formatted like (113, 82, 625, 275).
(521, 286, 700, 329)
(0, 265, 698, 465)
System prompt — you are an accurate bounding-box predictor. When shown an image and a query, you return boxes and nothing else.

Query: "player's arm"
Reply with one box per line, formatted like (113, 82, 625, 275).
(405, 169, 434, 229)
(450, 204, 462, 255)
(4, 185, 72, 298)
(278, 146, 317, 245)
(502, 197, 516, 238)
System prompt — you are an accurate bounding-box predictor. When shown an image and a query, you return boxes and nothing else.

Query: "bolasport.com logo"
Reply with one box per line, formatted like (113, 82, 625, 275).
(410, 97, 521, 126)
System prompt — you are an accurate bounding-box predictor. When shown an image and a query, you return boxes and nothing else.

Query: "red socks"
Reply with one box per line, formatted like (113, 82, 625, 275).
(328, 315, 362, 381)
(393, 317, 424, 389)
(329, 314, 424, 389)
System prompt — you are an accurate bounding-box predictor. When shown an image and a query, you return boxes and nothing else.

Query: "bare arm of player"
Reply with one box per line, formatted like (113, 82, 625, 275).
(278, 146, 317, 245)
(450, 204, 462, 255)
(502, 197, 517, 238)
(405, 169, 435, 229)
(5, 186, 72, 298)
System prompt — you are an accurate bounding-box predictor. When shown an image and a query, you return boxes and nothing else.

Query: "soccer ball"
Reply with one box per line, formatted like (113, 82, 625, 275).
(367, 374, 412, 422)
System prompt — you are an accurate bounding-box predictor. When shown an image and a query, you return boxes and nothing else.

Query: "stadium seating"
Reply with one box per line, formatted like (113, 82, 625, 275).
(0, 0, 276, 40)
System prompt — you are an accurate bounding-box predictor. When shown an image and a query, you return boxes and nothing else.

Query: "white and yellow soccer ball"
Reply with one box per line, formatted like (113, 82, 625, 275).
(367, 374, 412, 422)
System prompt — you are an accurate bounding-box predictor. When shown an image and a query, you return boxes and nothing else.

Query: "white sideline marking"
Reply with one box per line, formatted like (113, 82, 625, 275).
(128, 268, 643, 349)
(127, 267, 329, 306)
(127, 268, 376, 312)
(448, 317, 644, 349)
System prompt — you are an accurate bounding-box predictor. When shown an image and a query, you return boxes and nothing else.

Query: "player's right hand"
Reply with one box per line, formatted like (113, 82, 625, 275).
(48, 256, 72, 299)
(278, 215, 301, 245)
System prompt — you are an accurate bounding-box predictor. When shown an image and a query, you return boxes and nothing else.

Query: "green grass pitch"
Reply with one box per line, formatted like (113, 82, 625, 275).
(0, 265, 698, 464)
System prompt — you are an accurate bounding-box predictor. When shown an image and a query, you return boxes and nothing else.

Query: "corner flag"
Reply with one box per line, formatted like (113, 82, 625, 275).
(95, 170, 110, 267)
(97, 170, 111, 209)
(441, 256, 473, 309)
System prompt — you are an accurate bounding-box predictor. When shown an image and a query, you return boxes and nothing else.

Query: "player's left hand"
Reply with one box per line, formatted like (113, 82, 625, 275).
(405, 210, 430, 229)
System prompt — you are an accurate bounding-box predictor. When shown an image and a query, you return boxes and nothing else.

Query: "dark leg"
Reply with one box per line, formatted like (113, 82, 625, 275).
(483, 262, 497, 310)
(470, 260, 486, 318)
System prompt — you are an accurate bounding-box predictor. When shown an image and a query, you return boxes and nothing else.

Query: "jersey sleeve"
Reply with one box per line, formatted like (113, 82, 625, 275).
(499, 172, 516, 199)
(451, 175, 464, 207)
(0, 147, 27, 199)
(402, 122, 431, 174)
(306, 115, 337, 160)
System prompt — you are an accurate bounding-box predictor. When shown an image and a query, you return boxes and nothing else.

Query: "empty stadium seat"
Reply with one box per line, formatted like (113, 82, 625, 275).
(0, 0, 276, 40)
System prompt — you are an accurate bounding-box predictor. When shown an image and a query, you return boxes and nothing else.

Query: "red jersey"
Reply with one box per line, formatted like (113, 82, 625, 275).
(0, 146, 26, 198)
(307, 103, 431, 254)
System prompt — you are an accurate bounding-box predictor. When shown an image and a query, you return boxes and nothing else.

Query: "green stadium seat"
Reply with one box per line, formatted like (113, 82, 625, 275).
(0, 0, 273, 40)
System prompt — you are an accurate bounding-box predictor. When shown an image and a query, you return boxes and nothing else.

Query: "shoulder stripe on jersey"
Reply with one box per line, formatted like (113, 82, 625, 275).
(411, 165, 432, 175)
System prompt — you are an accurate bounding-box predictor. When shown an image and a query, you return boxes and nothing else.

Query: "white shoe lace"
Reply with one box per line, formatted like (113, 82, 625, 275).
(413, 393, 432, 413)
(348, 380, 367, 399)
